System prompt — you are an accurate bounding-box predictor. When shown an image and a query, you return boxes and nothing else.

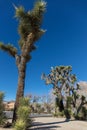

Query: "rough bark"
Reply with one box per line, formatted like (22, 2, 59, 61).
(76, 101, 86, 115)
(12, 33, 34, 123)
(12, 55, 26, 122)
(55, 96, 64, 113)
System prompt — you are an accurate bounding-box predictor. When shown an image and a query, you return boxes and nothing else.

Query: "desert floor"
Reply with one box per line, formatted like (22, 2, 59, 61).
(0, 117, 87, 130)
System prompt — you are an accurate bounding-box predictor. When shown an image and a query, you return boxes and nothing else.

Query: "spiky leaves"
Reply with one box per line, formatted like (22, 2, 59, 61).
(0, 42, 17, 57)
(31, 0, 46, 28)
(42, 66, 73, 85)
(15, 6, 25, 18)
(42, 66, 78, 98)
(15, 0, 46, 50)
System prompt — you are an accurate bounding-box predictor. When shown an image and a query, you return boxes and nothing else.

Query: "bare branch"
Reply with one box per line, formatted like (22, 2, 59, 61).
(0, 42, 17, 57)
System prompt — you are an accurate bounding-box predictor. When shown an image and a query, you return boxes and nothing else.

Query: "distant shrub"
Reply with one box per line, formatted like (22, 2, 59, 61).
(53, 111, 64, 117)
(64, 108, 72, 119)
(59, 111, 64, 117)
(74, 114, 82, 120)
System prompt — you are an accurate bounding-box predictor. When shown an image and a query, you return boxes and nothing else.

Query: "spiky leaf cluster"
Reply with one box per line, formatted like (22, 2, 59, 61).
(15, 0, 46, 49)
(42, 66, 74, 86)
(0, 42, 17, 57)
(42, 66, 78, 97)
(31, 0, 46, 27)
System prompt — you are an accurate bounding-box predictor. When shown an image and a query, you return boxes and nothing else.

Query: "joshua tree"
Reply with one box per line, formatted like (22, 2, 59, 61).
(0, 0, 46, 122)
(42, 66, 79, 117)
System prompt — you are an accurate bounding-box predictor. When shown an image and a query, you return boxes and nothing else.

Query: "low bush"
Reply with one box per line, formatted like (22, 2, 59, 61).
(53, 111, 64, 117)
(0, 92, 7, 126)
(14, 119, 26, 130)
(14, 97, 32, 130)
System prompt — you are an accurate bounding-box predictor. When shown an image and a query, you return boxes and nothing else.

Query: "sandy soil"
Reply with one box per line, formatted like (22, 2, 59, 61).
(30, 117, 87, 130)
(0, 117, 87, 130)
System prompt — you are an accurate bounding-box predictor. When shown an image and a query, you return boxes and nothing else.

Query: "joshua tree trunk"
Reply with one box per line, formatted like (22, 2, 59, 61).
(12, 33, 34, 122)
(77, 104, 82, 115)
(55, 95, 64, 113)
(12, 55, 27, 122)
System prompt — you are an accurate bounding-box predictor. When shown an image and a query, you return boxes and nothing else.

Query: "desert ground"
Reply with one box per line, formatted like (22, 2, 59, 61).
(0, 117, 87, 130)
(30, 117, 87, 130)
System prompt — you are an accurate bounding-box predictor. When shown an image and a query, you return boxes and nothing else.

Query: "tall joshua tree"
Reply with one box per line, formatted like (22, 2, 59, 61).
(42, 66, 79, 113)
(0, 0, 46, 122)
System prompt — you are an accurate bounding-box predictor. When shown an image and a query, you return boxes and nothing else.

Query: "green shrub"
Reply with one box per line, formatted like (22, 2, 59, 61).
(14, 97, 32, 130)
(53, 111, 64, 117)
(74, 114, 82, 120)
(0, 92, 7, 126)
(14, 119, 26, 130)
(17, 106, 30, 121)
(59, 111, 64, 117)
(19, 97, 29, 107)
(0, 113, 7, 126)
(53, 113, 58, 117)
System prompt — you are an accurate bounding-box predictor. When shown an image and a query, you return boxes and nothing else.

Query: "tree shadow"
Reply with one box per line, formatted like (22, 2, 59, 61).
(32, 119, 74, 127)
(29, 125, 60, 130)
(29, 119, 75, 130)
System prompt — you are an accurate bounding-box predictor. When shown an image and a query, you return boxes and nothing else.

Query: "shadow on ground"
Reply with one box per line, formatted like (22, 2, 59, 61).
(29, 119, 75, 130)
(33, 119, 74, 126)
(29, 125, 60, 130)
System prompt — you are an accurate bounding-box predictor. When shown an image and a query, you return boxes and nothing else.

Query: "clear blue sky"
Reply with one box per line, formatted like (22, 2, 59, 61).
(0, 0, 87, 101)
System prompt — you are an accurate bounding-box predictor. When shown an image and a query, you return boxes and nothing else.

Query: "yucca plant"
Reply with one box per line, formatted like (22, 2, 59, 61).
(14, 97, 31, 130)
(14, 119, 26, 130)
(0, 92, 7, 126)
(0, 0, 46, 122)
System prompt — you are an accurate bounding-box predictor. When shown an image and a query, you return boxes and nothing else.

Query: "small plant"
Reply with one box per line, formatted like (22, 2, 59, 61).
(53, 111, 64, 117)
(0, 92, 7, 126)
(74, 113, 82, 120)
(14, 119, 26, 130)
(58, 111, 64, 117)
(14, 97, 32, 130)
